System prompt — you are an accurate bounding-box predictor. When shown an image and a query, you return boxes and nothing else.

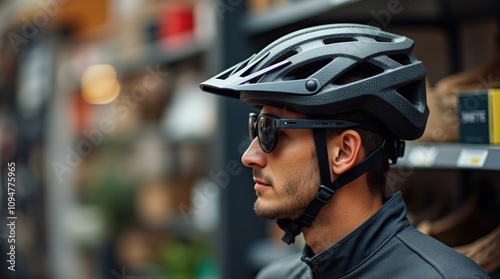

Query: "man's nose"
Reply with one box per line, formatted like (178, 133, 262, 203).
(241, 138, 266, 169)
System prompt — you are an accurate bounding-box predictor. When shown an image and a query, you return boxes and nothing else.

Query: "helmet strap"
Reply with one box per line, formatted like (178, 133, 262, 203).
(277, 129, 392, 245)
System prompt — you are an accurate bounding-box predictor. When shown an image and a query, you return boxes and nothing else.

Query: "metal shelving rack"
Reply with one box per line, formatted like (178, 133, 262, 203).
(399, 143, 500, 170)
(114, 38, 212, 78)
(244, 0, 363, 35)
(245, 0, 500, 34)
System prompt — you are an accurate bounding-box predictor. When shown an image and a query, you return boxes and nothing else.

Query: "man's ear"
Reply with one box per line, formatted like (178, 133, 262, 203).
(328, 130, 363, 176)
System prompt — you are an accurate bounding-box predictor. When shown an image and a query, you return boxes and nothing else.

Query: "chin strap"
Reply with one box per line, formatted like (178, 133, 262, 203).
(277, 129, 405, 244)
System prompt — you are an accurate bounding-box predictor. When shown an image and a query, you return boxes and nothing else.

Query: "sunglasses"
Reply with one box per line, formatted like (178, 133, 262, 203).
(249, 112, 361, 153)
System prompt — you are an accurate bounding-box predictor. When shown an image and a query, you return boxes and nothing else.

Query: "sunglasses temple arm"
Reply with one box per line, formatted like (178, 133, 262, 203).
(275, 119, 360, 129)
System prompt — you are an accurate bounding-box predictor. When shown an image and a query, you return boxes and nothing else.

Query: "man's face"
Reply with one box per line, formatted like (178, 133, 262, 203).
(241, 106, 320, 220)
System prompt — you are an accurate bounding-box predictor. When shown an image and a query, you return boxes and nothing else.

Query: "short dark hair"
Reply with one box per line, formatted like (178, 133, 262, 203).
(324, 110, 389, 197)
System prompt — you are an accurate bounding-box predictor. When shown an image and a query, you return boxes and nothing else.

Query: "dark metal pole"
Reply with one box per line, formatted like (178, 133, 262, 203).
(214, 1, 267, 279)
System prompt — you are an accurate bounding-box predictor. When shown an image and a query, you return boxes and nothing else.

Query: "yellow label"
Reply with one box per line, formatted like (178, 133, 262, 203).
(489, 89, 500, 144)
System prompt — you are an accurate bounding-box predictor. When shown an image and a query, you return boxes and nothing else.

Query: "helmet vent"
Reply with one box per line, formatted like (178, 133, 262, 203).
(232, 59, 251, 77)
(333, 62, 383, 85)
(323, 37, 357, 44)
(283, 58, 333, 80)
(373, 35, 393, 43)
(268, 49, 299, 67)
(396, 81, 423, 109)
(247, 75, 264, 84)
(388, 53, 412, 65)
(217, 70, 232, 80)
(240, 61, 259, 78)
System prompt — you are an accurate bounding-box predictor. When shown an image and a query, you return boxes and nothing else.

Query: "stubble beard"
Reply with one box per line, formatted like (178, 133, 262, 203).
(253, 155, 320, 220)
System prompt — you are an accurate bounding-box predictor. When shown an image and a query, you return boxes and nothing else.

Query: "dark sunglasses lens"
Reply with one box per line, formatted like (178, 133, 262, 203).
(249, 114, 257, 140)
(258, 116, 276, 153)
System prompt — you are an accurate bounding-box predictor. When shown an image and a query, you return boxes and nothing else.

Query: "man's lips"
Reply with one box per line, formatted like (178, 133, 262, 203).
(254, 178, 271, 185)
(254, 178, 271, 191)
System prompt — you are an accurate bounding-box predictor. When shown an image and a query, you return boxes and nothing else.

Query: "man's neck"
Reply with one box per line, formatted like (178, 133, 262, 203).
(301, 181, 383, 255)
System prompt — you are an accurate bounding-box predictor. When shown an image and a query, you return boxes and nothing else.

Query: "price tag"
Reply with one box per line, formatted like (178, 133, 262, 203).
(456, 149, 488, 168)
(407, 146, 438, 167)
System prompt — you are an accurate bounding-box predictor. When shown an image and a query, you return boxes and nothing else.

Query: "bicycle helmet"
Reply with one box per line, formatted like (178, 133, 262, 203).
(200, 23, 429, 244)
(200, 23, 428, 139)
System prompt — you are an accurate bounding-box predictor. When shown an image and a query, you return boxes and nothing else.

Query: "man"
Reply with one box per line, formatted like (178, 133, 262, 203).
(200, 24, 489, 278)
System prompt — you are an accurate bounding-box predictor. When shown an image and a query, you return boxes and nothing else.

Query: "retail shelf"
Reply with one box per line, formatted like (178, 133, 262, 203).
(115, 38, 212, 77)
(396, 143, 500, 170)
(244, 0, 500, 36)
(244, 0, 363, 35)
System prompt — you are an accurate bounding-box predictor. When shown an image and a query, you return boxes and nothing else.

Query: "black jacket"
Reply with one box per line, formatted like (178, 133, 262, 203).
(256, 192, 490, 279)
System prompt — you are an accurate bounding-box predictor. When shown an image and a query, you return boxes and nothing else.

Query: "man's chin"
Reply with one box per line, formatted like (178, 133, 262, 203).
(253, 200, 279, 219)
(254, 210, 280, 220)
(253, 200, 292, 220)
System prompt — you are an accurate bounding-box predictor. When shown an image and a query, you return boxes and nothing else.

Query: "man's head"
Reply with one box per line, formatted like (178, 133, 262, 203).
(242, 106, 321, 220)
(242, 105, 386, 221)
(200, 23, 429, 244)
(244, 104, 380, 216)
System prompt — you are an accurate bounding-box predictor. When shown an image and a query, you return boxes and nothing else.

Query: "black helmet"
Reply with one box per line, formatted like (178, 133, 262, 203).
(200, 23, 428, 140)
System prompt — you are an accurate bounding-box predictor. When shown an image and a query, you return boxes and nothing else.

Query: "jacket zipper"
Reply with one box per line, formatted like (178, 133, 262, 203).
(302, 257, 321, 279)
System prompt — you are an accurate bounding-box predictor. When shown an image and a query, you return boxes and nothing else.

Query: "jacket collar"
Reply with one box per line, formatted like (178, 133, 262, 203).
(300, 192, 410, 278)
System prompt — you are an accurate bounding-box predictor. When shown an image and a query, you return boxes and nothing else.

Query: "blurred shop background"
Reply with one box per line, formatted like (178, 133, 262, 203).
(0, 0, 500, 279)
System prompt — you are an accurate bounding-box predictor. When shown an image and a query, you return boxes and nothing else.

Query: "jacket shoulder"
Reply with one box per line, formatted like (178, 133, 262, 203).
(396, 227, 490, 278)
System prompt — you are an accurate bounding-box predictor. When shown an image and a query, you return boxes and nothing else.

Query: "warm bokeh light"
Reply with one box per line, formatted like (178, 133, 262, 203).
(81, 64, 121, 104)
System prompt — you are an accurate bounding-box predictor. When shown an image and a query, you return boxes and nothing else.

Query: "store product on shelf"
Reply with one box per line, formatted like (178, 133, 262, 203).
(421, 41, 500, 142)
(458, 88, 500, 144)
